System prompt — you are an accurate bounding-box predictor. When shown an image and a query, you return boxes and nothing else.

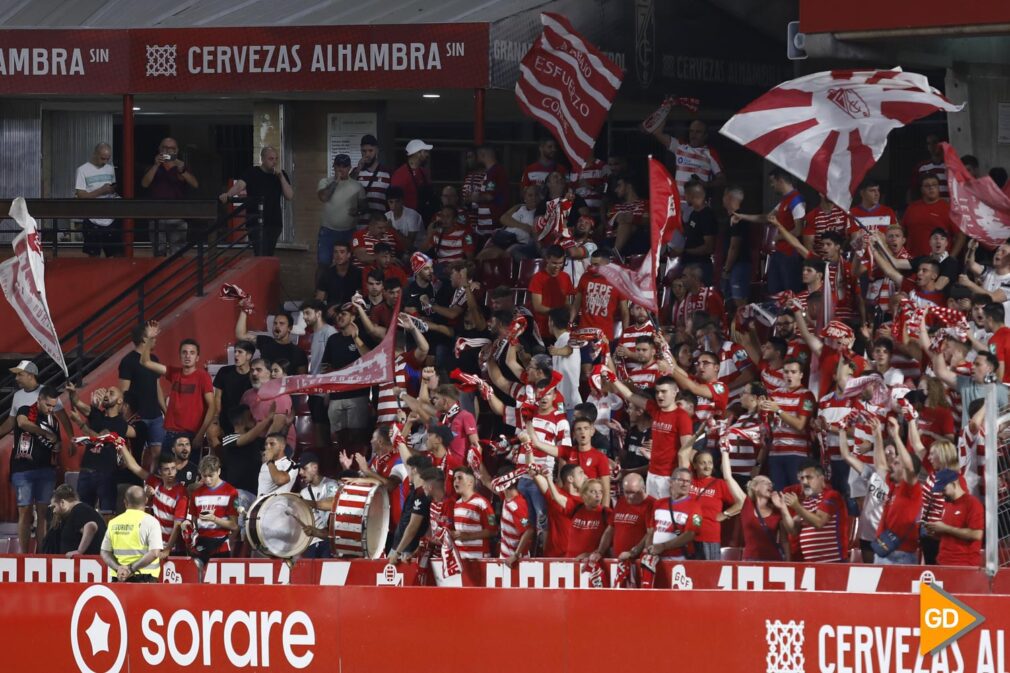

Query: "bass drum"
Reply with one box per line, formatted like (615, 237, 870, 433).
(245, 492, 314, 560)
(329, 481, 389, 558)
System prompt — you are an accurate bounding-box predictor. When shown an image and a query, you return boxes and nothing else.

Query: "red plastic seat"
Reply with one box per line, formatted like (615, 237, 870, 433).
(720, 547, 743, 561)
(478, 259, 513, 291)
(515, 258, 544, 288)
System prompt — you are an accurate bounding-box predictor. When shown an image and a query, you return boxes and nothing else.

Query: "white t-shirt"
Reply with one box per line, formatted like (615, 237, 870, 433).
(856, 465, 890, 542)
(318, 177, 365, 231)
(75, 161, 117, 226)
(386, 207, 425, 248)
(981, 266, 1010, 319)
(257, 456, 297, 497)
(300, 476, 341, 540)
(10, 387, 64, 417)
(505, 205, 535, 244)
(552, 331, 582, 407)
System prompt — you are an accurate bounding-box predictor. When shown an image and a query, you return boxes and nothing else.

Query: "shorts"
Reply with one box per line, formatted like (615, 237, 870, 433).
(12, 468, 56, 507)
(317, 227, 355, 266)
(308, 395, 329, 424)
(646, 472, 671, 499)
(143, 415, 166, 448)
(327, 396, 372, 431)
(77, 469, 117, 514)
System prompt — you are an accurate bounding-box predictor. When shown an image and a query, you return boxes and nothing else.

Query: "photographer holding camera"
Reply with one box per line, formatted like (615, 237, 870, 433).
(141, 137, 199, 256)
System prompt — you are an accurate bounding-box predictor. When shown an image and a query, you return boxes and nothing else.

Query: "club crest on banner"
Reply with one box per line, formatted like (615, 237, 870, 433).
(71, 585, 128, 673)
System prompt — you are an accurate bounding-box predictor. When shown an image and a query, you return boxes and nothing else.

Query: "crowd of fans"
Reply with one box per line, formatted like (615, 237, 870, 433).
(10, 115, 1010, 581)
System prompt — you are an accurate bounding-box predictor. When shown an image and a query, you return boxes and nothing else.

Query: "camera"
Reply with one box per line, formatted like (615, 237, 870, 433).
(160, 153, 174, 162)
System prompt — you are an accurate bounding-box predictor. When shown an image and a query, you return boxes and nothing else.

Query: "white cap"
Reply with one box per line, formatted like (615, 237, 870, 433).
(9, 360, 38, 376)
(405, 139, 433, 155)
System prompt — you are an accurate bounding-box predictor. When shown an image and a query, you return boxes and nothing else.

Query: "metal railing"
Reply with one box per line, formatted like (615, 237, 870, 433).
(0, 204, 255, 408)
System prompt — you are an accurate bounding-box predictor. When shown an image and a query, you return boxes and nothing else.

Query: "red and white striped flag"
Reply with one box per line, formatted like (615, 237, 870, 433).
(0, 198, 68, 376)
(596, 158, 680, 312)
(943, 142, 1010, 247)
(514, 13, 624, 168)
(720, 68, 964, 210)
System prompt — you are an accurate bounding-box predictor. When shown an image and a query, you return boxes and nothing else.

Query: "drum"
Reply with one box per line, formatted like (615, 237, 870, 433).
(245, 493, 315, 560)
(329, 482, 389, 558)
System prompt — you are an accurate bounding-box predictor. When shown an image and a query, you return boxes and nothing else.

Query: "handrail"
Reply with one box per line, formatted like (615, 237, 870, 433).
(0, 204, 255, 409)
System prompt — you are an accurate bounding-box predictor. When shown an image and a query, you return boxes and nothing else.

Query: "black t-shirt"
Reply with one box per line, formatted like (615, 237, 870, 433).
(322, 333, 367, 400)
(213, 365, 253, 435)
(683, 206, 717, 264)
(623, 426, 651, 471)
(220, 433, 264, 494)
(176, 460, 200, 488)
(316, 265, 362, 306)
(60, 503, 106, 555)
(727, 217, 750, 257)
(115, 420, 148, 487)
(913, 254, 960, 288)
(456, 326, 491, 376)
(255, 335, 308, 374)
(390, 488, 430, 553)
(404, 279, 456, 346)
(118, 350, 163, 419)
(241, 166, 290, 230)
(81, 408, 129, 472)
(11, 404, 58, 473)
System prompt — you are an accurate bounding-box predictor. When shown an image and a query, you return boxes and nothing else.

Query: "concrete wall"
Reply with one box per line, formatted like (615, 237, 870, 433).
(947, 64, 1010, 175)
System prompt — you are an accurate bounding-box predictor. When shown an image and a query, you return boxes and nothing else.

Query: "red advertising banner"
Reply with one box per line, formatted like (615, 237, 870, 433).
(0, 554, 200, 583)
(0, 24, 488, 95)
(800, 0, 1010, 33)
(5, 582, 1010, 673)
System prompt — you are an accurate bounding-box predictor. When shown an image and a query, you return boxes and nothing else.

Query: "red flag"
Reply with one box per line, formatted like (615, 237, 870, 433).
(0, 198, 69, 376)
(514, 13, 623, 168)
(596, 158, 679, 312)
(256, 301, 399, 399)
(943, 142, 1010, 246)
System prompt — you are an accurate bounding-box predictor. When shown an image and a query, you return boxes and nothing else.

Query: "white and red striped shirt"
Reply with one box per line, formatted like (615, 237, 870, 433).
(850, 204, 898, 235)
(718, 340, 752, 406)
(605, 200, 648, 238)
(817, 392, 867, 460)
(725, 413, 767, 476)
(615, 322, 655, 372)
(769, 387, 815, 457)
(189, 481, 238, 551)
(499, 494, 532, 559)
(452, 493, 496, 559)
(627, 363, 660, 390)
(515, 410, 571, 475)
(670, 287, 723, 329)
(867, 247, 911, 310)
(356, 164, 391, 223)
(797, 489, 846, 563)
(461, 170, 484, 230)
(376, 352, 420, 424)
(759, 361, 786, 392)
(144, 476, 188, 542)
(696, 380, 729, 445)
(958, 425, 984, 496)
(804, 205, 849, 255)
(666, 139, 723, 194)
(429, 226, 474, 263)
(569, 159, 607, 214)
(912, 160, 949, 198)
(351, 229, 399, 264)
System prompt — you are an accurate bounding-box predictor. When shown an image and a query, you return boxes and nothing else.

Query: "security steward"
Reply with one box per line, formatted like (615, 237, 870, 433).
(99, 485, 163, 582)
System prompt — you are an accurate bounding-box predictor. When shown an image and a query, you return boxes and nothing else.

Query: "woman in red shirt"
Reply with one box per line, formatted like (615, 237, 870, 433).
(740, 475, 785, 561)
(566, 479, 610, 558)
(687, 450, 744, 560)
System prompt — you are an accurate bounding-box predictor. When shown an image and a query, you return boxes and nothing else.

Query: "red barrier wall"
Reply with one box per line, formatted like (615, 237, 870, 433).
(0, 258, 280, 522)
(0, 257, 161, 355)
(7, 583, 1010, 673)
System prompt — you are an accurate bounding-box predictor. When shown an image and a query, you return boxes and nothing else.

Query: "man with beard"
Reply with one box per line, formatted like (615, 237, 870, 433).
(323, 303, 372, 446)
(778, 461, 847, 563)
(239, 359, 294, 449)
(390, 139, 435, 221)
(351, 134, 391, 224)
(212, 339, 253, 438)
(235, 307, 307, 374)
(301, 300, 337, 446)
(572, 247, 627, 342)
(11, 385, 61, 552)
(139, 329, 215, 451)
(168, 436, 200, 490)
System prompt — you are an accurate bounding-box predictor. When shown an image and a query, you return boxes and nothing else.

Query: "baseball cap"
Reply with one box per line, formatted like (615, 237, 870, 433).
(405, 139, 433, 155)
(10, 360, 38, 376)
(931, 469, 960, 492)
(298, 452, 320, 468)
(333, 153, 352, 167)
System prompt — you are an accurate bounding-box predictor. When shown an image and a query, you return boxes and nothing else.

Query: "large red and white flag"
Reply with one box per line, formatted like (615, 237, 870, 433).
(943, 142, 1010, 246)
(596, 158, 679, 312)
(720, 68, 964, 210)
(257, 301, 399, 399)
(0, 198, 68, 376)
(514, 12, 623, 168)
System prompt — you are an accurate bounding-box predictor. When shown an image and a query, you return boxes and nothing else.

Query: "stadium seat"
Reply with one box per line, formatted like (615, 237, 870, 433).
(515, 258, 543, 287)
(478, 258, 514, 291)
(720, 547, 743, 561)
(625, 254, 646, 268)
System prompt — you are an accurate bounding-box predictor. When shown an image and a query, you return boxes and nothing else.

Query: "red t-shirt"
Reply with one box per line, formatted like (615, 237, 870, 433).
(545, 487, 579, 558)
(389, 163, 430, 211)
(164, 366, 213, 434)
(917, 406, 955, 448)
(565, 447, 611, 480)
(690, 476, 736, 543)
(877, 477, 923, 554)
(989, 326, 1010, 383)
(937, 492, 984, 567)
(904, 199, 954, 258)
(441, 407, 478, 462)
(741, 498, 783, 561)
(644, 401, 693, 478)
(566, 505, 609, 557)
(529, 269, 575, 336)
(817, 346, 867, 399)
(576, 270, 622, 340)
(611, 496, 655, 555)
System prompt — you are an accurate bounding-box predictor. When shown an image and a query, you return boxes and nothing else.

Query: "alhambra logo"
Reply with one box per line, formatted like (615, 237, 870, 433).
(766, 619, 805, 673)
(146, 44, 177, 77)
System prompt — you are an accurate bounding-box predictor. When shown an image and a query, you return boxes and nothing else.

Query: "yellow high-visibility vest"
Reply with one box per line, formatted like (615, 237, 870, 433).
(107, 509, 160, 579)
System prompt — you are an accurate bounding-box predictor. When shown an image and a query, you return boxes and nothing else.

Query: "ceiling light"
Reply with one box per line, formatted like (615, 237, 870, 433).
(422, 93, 440, 99)
(132, 106, 141, 111)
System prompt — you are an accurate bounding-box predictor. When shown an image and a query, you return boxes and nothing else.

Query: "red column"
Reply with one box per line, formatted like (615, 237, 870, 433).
(473, 88, 485, 145)
(122, 94, 135, 257)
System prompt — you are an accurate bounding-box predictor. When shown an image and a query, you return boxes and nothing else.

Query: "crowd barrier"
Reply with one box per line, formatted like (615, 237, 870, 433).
(2, 553, 1002, 593)
(6, 581, 1010, 673)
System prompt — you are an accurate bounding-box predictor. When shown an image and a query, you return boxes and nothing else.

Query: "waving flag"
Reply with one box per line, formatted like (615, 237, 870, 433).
(943, 142, 1010, 246)
(720, 68, 964, 210)
(596, 158, 679, 312)
(0, 198, 68, 376)
(515, 12, 624, 168)
(257, 301, 399, 399)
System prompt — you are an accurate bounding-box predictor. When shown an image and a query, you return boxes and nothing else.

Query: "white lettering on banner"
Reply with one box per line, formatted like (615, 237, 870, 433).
(187, 44, 302, 74)
(817, 625, 971, 673)
(717, 564, 816, 591)
(308, 43, 442, 72)
(318, 561, 351, 586)
(140, 608, 315, 669)
(492, 39, 626, 70)
(483, 561, 598, 588)
(204, 560, 290, 584)
(0, 47, 85, 76)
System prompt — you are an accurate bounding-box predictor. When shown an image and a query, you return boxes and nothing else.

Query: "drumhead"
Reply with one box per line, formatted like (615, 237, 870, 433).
(247, 493, 314, 559)
(362, 487, 390, 559)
